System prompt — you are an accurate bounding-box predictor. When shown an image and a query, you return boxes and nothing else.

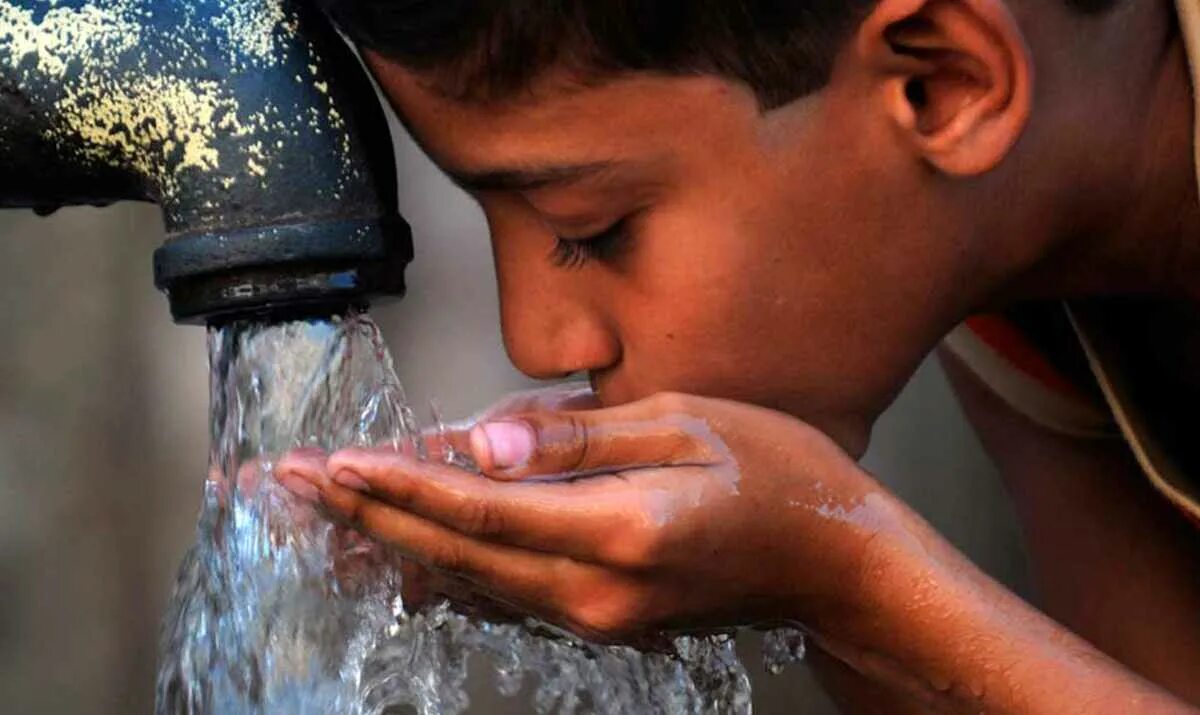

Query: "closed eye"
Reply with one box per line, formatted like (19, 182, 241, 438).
(550, 217, 630, 269)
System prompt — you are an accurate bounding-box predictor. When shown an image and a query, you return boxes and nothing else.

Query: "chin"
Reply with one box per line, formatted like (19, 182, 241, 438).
(771, 400, 873, 459)
(816, 410, 877, 459)
(587, 373, 629, 409)
(833, 424, 871, 460)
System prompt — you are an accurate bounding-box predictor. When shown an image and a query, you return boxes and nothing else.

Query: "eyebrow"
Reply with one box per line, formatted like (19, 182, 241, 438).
(447, 161, 618, 192)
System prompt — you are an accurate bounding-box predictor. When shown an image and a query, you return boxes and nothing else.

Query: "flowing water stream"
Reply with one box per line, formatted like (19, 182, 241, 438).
(155, 312, 803, 714)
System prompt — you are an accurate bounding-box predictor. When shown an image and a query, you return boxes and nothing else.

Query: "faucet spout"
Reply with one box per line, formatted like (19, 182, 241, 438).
(0, 0, 412, 323)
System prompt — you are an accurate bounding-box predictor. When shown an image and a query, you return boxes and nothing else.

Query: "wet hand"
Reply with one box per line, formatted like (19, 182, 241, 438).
(277, 391, 909, 643)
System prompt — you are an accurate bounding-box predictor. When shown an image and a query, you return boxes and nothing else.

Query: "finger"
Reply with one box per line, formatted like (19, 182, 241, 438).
(276, 449, 330, 503)
(418, 427, 474, 465)
(328, 525, 390, 586)
(279, 464, 657, 635)
(400, 561, 490, 612)
(212, 455, 273, 493)
(315, 479, 573, 618)
(418, 570, 522, 623)
(472, 382, 600, 424)
(209, 448, 327, 509)
(422, 383, 601, 464)
(467, 398, 724, 480)
(324, 448, 656, 564)
(400, 559, 437, 610)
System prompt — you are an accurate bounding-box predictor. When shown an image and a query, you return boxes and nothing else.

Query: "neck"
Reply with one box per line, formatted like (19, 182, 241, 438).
(1005, 8, 1200, 304)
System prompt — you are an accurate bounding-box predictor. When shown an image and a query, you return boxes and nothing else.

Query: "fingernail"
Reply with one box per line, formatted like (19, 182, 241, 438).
(333, 469, 370, 492)
(278, 474, 320, 504)
(475, 420, 535, 469)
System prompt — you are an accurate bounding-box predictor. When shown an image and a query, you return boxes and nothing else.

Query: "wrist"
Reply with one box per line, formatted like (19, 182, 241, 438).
(770, 475, 1014, 706)
(770, 476, 929, 629)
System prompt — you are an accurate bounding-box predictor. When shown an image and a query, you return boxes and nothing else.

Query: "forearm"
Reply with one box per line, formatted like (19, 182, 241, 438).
(805, 499, 1197, 714)
(941, 347, 1200, 700)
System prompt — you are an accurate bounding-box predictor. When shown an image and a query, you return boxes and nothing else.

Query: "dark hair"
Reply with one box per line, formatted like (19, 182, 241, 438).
(319, 0, 1120, 109)
(1067, 0, 1121, 13)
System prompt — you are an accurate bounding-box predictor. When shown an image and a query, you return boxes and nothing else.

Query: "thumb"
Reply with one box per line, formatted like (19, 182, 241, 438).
(468, 400, 718, 481)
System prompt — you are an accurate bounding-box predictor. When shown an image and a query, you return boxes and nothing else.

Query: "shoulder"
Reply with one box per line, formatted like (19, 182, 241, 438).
(941, 304, 1115, 439)
(942, 299, 1200, 527)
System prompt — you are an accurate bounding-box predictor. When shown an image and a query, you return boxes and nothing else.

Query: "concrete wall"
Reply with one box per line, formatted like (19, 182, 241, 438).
(0, 118, 1028, 713)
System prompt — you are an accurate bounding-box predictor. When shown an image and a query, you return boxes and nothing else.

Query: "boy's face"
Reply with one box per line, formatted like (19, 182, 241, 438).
(367, 55, 986, 455)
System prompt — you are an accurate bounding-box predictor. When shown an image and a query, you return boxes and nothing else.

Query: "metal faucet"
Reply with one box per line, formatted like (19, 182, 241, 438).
(0, 0, 412, 324)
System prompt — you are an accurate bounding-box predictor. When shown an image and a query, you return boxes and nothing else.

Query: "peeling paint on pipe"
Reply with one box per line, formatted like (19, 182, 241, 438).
(0, 0, 412, 324)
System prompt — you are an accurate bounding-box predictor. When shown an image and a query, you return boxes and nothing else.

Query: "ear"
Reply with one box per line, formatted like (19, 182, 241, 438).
(855, 0, 1034, 176)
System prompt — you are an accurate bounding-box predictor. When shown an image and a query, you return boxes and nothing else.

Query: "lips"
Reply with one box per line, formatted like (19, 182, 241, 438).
(587, 370, 622, 408)
(589, 368, 663, 409)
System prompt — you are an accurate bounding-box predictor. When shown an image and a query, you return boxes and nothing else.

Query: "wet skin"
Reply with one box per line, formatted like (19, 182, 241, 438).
(280, 0, 1200, 712)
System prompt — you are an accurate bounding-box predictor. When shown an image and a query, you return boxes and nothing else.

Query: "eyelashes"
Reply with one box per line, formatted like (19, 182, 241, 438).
(549, 217, 630, 269)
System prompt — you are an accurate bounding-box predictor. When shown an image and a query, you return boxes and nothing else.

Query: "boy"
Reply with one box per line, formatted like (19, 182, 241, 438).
(279, 1, 1200, 711)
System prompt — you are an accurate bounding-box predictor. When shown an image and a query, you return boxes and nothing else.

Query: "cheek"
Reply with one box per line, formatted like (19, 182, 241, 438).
(608, 171, 922, 426)
(611, 210, 802, 395)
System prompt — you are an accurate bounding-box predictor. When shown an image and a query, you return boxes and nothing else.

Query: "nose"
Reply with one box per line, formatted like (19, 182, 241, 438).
(500, 283, 622, 380)
(483, 199, 622, 380)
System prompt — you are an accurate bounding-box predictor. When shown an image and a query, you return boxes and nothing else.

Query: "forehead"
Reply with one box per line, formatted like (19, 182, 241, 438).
(363, 50, 765, 170)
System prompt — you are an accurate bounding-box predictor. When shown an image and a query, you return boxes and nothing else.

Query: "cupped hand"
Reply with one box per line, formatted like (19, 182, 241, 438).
(277, 390, 916, 643)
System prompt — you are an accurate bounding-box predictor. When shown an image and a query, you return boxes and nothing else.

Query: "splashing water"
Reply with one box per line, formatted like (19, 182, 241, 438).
(156, 312, 803, 714)
(761, 628, 808, 677)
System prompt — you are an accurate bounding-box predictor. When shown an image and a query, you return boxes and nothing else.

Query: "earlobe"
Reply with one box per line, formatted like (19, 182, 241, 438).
(859, 0, 1034, 176)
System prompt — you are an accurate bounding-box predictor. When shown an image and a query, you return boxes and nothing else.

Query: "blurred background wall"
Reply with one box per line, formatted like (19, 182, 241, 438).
(0, 115, 1029, 713)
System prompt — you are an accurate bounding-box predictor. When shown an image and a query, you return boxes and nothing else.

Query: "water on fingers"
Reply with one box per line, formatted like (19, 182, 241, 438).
(155, 312, 767, 714)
